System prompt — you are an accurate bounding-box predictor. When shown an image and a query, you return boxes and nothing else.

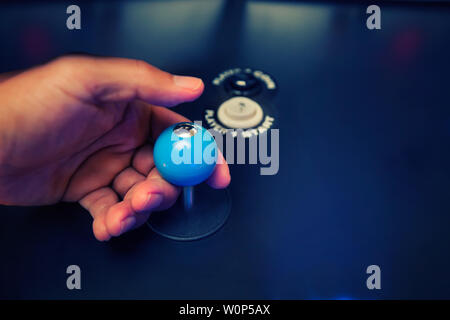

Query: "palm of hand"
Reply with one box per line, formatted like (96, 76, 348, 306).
(1, 90, 152, 205)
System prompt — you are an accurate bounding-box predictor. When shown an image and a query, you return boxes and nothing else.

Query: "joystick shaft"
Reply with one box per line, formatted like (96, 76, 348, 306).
(183, 186, 194, 211)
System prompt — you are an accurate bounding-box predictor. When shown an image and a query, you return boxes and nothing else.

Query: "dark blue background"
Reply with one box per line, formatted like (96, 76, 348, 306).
(1, 0, 450, 299)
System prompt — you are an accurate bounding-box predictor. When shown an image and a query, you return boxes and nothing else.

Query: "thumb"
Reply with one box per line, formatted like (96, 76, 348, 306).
(51, 55, 204, 107)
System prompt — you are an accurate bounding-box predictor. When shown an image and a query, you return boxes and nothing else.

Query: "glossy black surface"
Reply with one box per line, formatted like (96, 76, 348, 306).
(1, 0, 450, 299)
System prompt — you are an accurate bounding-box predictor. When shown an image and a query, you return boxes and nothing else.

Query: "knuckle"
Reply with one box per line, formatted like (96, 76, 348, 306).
(50, 55, 86, 79)
(133, 59, 172, 83)
(133, 59, 152, 78)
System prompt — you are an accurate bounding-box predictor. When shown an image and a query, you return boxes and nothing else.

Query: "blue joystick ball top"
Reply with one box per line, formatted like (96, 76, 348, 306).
(153, 122, 218, 187)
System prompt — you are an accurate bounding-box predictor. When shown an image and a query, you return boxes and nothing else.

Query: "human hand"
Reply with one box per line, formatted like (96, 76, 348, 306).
(0, 55, 230, 241)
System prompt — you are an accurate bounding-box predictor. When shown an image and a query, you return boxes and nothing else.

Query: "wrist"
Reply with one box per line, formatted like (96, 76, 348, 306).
(0, 116, 13, 205)
(0, 87, 13, 168)
(0, 118, 5, 164)
(0, 111, 13, 179)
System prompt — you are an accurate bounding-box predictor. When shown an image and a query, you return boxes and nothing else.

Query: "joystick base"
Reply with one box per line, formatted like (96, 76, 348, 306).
(147, 184, 231, 241)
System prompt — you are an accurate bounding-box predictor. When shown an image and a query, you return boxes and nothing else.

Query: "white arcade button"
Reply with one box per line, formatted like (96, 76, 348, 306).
(217, 97, 264, 129)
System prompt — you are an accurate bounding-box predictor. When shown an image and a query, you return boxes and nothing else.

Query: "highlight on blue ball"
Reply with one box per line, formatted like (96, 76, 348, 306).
(153, 122, 218, 186)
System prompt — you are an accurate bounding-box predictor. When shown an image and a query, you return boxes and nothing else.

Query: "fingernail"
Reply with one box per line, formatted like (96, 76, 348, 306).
(173, 75, 203, 90)
(144, 193, 163, 211)
(120, 216, 136, 234)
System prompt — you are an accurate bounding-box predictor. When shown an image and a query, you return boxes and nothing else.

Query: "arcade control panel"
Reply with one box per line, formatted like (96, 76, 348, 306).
(1, 0, 450, 300)
(202, 68, 277, 136)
